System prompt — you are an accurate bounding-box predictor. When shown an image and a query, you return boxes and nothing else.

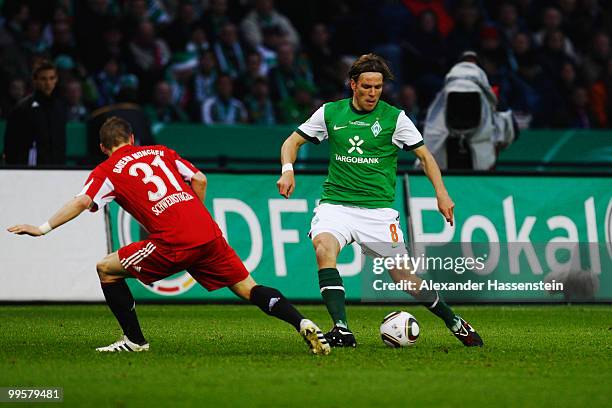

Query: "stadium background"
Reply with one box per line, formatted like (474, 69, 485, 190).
(0, 0, 611, 130)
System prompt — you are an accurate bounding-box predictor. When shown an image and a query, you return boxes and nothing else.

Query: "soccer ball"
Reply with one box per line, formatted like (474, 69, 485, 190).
(380, 311, 419, 347)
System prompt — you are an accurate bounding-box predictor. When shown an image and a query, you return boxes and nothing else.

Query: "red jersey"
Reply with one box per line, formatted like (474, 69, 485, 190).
(78, 144, 221, 249)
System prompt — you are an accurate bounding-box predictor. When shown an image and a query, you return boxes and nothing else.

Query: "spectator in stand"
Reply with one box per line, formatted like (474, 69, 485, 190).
(479, 25, 510, 71)
(120, 0, 170, 29)
(144, 80, 190, 123)
(128, 21, 171, 73)
(4, 2, 30, 43)
(589, 57, 612, 127)
(115, 74, 139, 105)
(533, 6, 578, 62)
(94, 58, 123, 107)
(20, 20, 48, 57)
(407, 9, 448, 78)
(127, 20, 171, 101)
(509, 32, 542, 86)
(241, 0, 300, 49)
(41, 6, 70, 45)
(396, 84, 421, 126)
(101, 23, 129, 65)
(538, 30, 575, 79)
(3, 60, 67, 165)
(163, 0, 199, 52)
(53, 54, 99, 115)
(277, 79, 317, 124)
(0, 11, 31, 88)
(404, 10, 447, 108)
(144, 0, 172, 25)
(402, 0, 454, 37)
(167, 52, 199, 119)
(565, 86, 600, 129)
(236, 52, 265, 98)
(503, 33, 541, 121)
(73, 0, 115, 72)
(495, 1, 527, 46)
(326, 0, 367, 56)
(186, 27, 211, 54)
(213, 22, 246, 79)
(201, 0, 232, 42)
(381, 82, 397, 106)
(201, 74, 247, 124)
(582, 32, 611, 84)
(64, 79, 89, 122)
(532, 31, 578, 127)
(53, 55, 77, 84)
(305, 23, 345, 99)
(193, 50, 218, 109)
(483, 40, 538, 116)
(558, 61, 580, 106)
(446, 2, 483, 60)
(255, 25, 284, 73)
(556, 0, 581, 48)
(268, 42, 314, 102)
(370, 1, 413, 90)
(49, 20, 78, 62)
(244, 77, 276, 125)
(541, 60, 582, 129)
(120, 0, 150, 41)
(0, 78, 27, 119)
(568, 0, 608, 52)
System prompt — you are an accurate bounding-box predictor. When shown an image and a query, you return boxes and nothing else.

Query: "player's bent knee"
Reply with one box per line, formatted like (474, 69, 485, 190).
(96, 260, 109, 278)
(315, 247, 338, 267)
(96, 259, 120, 284)
(313, 233, 340, 249)
(314, 244, 327, 258)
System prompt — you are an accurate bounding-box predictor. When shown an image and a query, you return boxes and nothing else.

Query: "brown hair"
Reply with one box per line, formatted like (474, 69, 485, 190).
(348, 53, 394, 82)
(99, 116, 132, 150)
(32, 60, 57, 79)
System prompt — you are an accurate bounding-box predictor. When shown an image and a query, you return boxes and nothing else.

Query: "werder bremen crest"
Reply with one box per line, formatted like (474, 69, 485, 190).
(371, 120, 382, 137)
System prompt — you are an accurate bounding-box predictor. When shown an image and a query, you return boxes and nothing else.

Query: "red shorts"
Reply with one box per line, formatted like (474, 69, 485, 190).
(117, 236, 249, 291)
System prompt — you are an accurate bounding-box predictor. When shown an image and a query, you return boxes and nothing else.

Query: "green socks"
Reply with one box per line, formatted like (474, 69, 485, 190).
(317, 269, 459, 332)
(318, 268, 348, 328)
(416, 289, 460, 331)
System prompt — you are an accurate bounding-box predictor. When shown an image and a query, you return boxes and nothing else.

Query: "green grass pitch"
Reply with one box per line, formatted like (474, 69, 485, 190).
(1, 305, 610, 407)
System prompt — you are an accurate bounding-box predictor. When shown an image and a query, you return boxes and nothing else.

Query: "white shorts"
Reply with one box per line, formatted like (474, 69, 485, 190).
(309, 203, 408, 257)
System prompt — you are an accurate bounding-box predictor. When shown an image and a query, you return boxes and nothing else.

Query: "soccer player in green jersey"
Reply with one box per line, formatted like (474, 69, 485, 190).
(276, 54, 483, 348)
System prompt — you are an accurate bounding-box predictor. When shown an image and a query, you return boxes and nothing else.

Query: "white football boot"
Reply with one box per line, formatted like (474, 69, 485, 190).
(299, 319, 331, 355)
(96, 335, 150, 353)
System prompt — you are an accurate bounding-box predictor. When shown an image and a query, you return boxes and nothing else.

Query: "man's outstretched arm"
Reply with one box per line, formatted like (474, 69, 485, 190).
(190, 171, 208, 203)
(412, 145, 455, 226)
(277, 132, 308, 199)
(7, 194, 93, 236)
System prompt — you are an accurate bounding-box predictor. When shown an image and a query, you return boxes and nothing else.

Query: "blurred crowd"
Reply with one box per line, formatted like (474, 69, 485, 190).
(0, 0, 611, 129)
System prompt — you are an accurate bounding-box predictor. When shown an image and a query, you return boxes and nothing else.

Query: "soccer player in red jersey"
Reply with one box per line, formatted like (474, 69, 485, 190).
(7, 117, 330, 355)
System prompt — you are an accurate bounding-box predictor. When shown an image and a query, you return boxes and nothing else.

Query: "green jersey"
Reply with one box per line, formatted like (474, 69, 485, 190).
(296, 98, 423, 208)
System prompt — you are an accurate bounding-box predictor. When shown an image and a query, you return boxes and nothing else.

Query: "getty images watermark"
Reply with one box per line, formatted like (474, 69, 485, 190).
(371, 253, 564, 292)
(359, 242, 607, 302)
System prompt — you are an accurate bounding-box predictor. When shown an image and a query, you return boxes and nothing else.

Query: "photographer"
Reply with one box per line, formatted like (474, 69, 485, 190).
(422, 51, 515, 170)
